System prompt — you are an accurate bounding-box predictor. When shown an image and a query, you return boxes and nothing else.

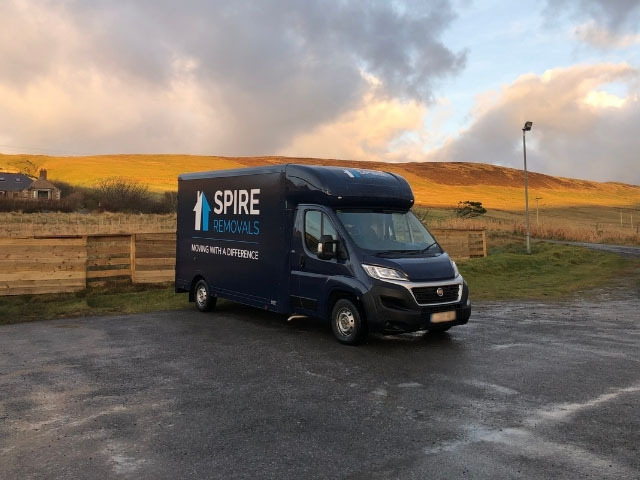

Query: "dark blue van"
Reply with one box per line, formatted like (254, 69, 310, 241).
(175, 165, 470, 344)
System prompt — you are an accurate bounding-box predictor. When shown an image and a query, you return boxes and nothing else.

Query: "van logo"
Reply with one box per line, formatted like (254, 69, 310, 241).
(436, 287, 444, 297)
(193, 191, 211, 231)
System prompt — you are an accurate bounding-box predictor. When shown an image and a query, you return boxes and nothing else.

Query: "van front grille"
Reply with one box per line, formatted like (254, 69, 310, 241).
(412, 284, 459, 304)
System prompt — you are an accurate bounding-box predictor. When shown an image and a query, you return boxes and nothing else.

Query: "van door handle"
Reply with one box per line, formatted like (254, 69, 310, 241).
(299, 255, 305, 268)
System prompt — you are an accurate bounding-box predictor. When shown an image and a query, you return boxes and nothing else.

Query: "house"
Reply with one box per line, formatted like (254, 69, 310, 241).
(0, 170, 61, 200)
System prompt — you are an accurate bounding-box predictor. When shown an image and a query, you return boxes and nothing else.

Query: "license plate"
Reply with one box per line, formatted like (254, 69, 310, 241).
(431, 311, 456, 323)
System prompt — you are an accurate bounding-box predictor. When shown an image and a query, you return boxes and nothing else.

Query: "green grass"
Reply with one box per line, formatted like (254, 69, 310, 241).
(458, 241, 640, 301)
(0, 284, 189, 325)
(1, 243, 638, 324)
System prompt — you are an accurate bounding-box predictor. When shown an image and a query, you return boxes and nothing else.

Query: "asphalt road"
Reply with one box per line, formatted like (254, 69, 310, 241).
(540, 239, 640, 258)
(1, 291, 639, 479)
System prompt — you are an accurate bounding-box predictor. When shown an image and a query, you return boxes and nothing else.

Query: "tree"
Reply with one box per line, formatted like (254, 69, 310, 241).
(456, 200, 486, 218)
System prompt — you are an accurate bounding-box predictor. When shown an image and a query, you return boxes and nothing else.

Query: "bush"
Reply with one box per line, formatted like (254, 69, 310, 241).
(456, 200, 487, 218)
(159, 191, 178, 213)
(51, 181, 101, 211)
(0, 198, 77, 213)
(97, 178, 152, 212)
(2, 178, 180, 214)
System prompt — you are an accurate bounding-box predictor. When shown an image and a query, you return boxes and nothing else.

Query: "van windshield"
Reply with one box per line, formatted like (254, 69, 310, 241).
(335, 209, 440, 255)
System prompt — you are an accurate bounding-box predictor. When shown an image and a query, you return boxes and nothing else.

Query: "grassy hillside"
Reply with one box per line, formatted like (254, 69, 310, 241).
(1, 153, 639, 211)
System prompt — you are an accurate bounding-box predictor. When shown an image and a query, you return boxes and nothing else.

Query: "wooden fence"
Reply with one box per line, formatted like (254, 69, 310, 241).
(0, 233, 175, 296)
(0, 213, 176, 238)
(0, 229, 485, 296)
(0, 237, 87, 296)
(431, 228, 487, 259)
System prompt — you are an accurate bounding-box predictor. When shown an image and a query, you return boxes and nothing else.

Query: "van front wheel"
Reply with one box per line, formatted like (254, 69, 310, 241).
(194, 279, 216, 312)
(331, 299, 367, 345)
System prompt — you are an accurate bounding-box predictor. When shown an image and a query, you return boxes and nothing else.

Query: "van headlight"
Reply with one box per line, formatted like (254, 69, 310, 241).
(450, 259, 459, 277)
(362, 264, 408, 282)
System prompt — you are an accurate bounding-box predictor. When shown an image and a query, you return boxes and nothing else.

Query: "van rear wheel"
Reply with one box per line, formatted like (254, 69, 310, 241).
(331, 299, 367, 345)
(194, 279, 216, 312)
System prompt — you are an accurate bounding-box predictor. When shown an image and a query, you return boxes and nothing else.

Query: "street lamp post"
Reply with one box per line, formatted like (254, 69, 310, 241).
(535, 197, 543, 226)
(522, 121, 533, 254)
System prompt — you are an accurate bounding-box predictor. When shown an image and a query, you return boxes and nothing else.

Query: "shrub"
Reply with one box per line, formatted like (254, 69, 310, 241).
(159, 191, 178, 213)
(97, 178, 152, 212)
(456, 200, 487, 218)
(0, 198, 77, 213)
(5, 178, 179, 214)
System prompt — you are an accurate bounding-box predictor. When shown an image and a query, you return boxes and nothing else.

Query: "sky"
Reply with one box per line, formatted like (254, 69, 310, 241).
(0, 0, 639, 184)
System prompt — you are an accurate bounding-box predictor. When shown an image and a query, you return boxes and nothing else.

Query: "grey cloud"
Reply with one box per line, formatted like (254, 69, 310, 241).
(574, 22, 640, 49)
(0, 0, 465, 156)
(544, 0, 640, 46)
(76, 0, 465, 101)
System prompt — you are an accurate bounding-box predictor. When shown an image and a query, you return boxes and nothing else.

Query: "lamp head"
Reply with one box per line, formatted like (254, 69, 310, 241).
(523, 121, 533, 131)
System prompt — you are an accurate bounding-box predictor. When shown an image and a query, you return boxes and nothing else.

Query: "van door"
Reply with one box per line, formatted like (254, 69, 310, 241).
(290, 207, 348, 316)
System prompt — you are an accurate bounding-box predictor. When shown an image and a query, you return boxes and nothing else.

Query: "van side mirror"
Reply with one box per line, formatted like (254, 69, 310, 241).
(317, 235, 337, 260)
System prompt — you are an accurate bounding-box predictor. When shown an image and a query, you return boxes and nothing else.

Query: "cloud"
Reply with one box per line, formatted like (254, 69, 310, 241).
(0, 0, 465, 156)
(545, 0, 640, 49)
(574, 21, 640, 49)
(425, 63, 640, 184)
(279, 76, 428, 162)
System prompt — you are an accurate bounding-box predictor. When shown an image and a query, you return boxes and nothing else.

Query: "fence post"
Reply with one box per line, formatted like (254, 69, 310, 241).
(82, 235, 88, 290)
(130, 234, 136, 283)
(482, 230, 487, 257)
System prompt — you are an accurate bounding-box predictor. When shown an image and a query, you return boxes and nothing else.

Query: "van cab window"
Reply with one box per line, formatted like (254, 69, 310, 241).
(323, 214, 337, 240)
(336, 209, 438, 254)
(304, 210, 337, 253)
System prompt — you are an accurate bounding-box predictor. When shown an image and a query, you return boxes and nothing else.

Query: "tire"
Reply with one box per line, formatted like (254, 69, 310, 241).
(331, 299, 367, 345)
(194, 279, 216, 312)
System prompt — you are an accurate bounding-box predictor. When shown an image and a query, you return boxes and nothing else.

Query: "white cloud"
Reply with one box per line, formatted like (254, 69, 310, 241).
(582, 90, 627, 109)
(279, 80, 427, 162)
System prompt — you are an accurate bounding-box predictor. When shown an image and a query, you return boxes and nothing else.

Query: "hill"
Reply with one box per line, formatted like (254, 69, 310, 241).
(1, 153, 639, 211)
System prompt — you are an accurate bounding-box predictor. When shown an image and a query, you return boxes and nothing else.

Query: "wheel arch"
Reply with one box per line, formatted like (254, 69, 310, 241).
(326, 285, 366, 322)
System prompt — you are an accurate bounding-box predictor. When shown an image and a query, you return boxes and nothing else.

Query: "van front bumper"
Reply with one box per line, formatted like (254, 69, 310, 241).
(361, 278, 471, 334)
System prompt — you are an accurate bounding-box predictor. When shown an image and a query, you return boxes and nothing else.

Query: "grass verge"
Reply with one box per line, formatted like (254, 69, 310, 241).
(1, 243, 638, 325)
(458, 241, 640, 301)
(0, 284, 188, 325)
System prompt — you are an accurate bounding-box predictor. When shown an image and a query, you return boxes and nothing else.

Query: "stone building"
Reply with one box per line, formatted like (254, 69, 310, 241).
(0, 170, 61, 200)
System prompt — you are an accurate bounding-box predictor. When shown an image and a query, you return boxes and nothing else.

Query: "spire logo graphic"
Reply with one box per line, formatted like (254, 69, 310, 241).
(193, 191, 211, 231)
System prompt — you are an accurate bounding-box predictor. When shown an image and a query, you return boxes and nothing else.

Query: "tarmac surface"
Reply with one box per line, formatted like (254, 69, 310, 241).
(540, 239, 640, 258)
(1, 291, 639, 479)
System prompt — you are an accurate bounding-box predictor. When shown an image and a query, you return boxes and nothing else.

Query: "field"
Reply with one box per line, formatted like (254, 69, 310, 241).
(415, 206, 640, 245)
(2, 153, 639, 244)
(2, 153, 639, 210)
(0, 212, 176, 237)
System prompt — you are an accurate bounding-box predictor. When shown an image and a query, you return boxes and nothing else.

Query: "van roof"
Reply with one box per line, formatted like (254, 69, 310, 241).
(179, 164, 414, 209)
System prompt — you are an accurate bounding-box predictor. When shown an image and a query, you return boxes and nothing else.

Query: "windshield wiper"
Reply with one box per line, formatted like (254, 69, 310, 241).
(420, 241, 438, 253)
